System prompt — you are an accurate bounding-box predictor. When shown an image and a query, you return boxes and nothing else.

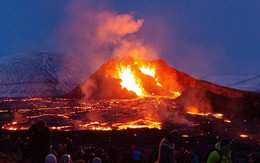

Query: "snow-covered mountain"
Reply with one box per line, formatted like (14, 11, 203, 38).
(0, 52, 89, 97)
(201, 74, 260, 93)
(0, 52, 259, 98)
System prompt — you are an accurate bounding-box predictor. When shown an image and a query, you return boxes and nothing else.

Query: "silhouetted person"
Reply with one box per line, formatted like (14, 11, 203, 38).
(133, 147, 141, 163)
(206, 138, 232, 163)
(60, 154, 72, 163)
(158, 130, 180, 163)
(67, 139, 74, 159)
(45, 153, 57, 163)
(150, 147, 159, 163)
(108, 146, 118, 163)
(92, 154, 102, 163)
(249, 152, 260, 163)
(28, 119, 52, 163)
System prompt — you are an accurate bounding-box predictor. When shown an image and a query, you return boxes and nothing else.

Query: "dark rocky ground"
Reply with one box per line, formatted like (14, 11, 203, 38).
(0, 126, 259, 163)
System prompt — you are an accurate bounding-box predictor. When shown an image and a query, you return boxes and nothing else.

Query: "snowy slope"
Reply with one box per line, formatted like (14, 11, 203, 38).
(0, 52, 89, 97)
(201, 74, 260, 92)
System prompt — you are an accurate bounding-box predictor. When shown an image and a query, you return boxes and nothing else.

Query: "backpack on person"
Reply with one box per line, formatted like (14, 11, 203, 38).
(202, 148, 222, 163)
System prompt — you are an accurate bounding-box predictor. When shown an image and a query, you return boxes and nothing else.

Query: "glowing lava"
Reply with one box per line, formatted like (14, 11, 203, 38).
(240, 134, 249, 138)
(140, 65, 155, 77)
(115, 119, 161, 130)
(117, 65, 144, 96)
(186, 106, 223, 119)
(140, 65, 162, 87)
(114, 61, 173, 97)
(1, 98, 162, 131)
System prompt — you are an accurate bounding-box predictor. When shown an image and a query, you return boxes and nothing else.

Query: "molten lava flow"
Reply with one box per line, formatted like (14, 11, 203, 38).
(79, 122, 113, 131)
(186, 106, 223, 119)
(117, 65, 144, 96)
(212, 113, 223, 119)
(114, 119, 161, 130)
(224, 119, 231, 123)
(240, 134, 249, 138)
(2, 123, 28, 131)
(171, 91, 181, 98)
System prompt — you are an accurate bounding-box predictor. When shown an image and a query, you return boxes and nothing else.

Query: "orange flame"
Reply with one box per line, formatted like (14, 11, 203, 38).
(114, 62, 182, 98)
(140, 65, 163, 87)
(140, 66, 155, 77)
(117, 65, 144, 96)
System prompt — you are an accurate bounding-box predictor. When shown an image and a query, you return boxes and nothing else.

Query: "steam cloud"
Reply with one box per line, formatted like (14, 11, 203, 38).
(96, 12, 143, 42)
(158, 99, 194, 126)
(58, 0, 158, 74)
(57, 0, 158, 99)
(57, 0, 208, 127)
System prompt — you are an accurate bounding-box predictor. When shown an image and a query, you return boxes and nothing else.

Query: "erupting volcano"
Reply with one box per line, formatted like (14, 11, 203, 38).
(68, 57, 244, 100)
(1, 57, 260, 135)
(68, 57, 260, 116)
(69, 58, 185, 99)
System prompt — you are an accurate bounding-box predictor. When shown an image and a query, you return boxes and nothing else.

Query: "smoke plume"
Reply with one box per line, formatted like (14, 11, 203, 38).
(56, 0, 159, 98)
(158, 99, 194, 126)
(96, 12, 143, 43)
(58, 0, 158, 76)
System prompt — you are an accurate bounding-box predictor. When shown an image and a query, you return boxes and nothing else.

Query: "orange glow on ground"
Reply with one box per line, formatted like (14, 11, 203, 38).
(1, 98, 164, 131)
(181, 134, 189, 138)
(224, 119, 231, 123)
(187, 106, 223, 119)
(186, 106, 199, 113)
(2, 120, 161, 131)
(187, 111, 224, 119)
(115, 119, 161, 130)
(212, 113, 223, 119)
(240, 134, 249, 138)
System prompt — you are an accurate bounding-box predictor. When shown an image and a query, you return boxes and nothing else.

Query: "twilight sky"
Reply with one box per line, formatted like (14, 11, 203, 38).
(1, 0, 260, 78)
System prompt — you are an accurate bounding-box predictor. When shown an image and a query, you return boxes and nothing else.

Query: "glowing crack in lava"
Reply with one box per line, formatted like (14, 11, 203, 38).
(1, 98, 163, 131)
(186, 106, 223, 119)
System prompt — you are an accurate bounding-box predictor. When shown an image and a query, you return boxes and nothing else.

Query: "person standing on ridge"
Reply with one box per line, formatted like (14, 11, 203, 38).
(28, 119, 52, 163)
(158, 130, 180, 163)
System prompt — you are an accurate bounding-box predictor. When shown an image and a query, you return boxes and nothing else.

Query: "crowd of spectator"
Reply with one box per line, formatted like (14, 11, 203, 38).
(0, 119, 259, 163)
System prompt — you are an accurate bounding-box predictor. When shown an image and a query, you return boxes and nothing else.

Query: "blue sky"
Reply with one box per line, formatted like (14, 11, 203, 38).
(1, 0, 260, 77)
